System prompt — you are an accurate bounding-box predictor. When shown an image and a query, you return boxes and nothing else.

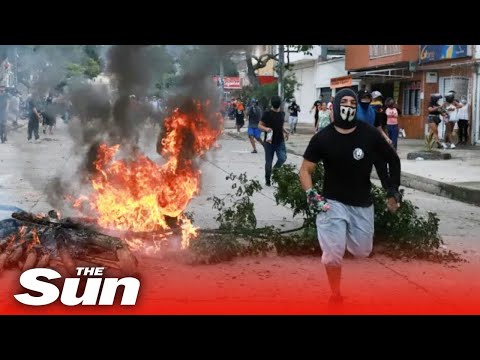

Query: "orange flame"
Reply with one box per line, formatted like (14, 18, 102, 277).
(27, 227, 41, 251)
(74, 101, 223, 249)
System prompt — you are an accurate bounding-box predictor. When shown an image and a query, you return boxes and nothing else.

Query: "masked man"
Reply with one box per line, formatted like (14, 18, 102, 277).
(299, 89, 402, 305)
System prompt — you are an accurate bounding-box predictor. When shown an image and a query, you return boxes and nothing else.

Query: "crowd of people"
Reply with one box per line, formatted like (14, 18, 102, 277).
(229, 87, 471, 306)
(0, 87, 166, 144)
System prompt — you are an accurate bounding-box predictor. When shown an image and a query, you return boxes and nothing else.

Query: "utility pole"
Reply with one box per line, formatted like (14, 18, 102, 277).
(277, 45, 284, 100)
(219, 55, 225, 102)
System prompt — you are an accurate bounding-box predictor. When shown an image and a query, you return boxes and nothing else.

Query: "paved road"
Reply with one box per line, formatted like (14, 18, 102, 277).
(1, 118, 480, 314)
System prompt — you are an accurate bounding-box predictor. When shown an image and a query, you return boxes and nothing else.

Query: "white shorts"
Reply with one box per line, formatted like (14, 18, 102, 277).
(316, 199, 374, 266)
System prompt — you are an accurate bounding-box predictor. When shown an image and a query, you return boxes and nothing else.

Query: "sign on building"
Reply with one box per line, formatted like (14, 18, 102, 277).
(212, 76, 242, 90)
(420, 45, 472, 63)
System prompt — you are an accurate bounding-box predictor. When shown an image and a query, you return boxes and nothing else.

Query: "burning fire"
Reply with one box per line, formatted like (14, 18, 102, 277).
(73, 101, 223, 249)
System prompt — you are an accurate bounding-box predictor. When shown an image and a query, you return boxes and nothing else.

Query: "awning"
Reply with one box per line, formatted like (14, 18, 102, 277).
(349, 67, 414, 80)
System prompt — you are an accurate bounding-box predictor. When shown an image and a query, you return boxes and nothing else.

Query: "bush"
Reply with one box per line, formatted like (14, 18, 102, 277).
(272, 164, 451, 258)
(189, 168, 460, 263)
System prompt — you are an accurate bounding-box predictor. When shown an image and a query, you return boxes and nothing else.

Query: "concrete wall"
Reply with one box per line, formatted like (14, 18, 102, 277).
(346, 45, 419, 70)
(315, 58, 347, 91)
(288, 57, 349, 124)
(290, 62, 316, 125)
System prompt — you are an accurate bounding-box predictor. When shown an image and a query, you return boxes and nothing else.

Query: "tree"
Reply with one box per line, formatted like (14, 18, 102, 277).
(144, 45, 175, 96)
(245, 45, 314, 88)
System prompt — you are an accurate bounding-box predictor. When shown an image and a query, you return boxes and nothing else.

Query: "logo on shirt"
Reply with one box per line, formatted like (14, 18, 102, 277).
(353, 148, 364, 160)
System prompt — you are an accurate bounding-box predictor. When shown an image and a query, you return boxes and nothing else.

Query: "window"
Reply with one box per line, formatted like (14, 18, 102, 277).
(439, 76, 470, 101)
(402, 81, 421, 115)
(369, 45, 401, 59)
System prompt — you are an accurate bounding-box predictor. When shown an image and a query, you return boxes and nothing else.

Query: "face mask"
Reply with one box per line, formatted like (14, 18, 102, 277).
(332, 89, 358, 130)
(339, 106, 356, 121)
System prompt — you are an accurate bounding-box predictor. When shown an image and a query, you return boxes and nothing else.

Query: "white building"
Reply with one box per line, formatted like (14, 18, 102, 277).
(473, 45, 480, 144)
(287, 45, 359, 124)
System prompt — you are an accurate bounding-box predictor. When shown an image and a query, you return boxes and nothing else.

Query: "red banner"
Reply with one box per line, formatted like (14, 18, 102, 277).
(213, 76, 242, 90)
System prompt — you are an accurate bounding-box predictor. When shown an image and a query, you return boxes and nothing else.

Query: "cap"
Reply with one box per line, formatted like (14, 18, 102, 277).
(371, 90, 382, 99)
(357, 89, 372, 99)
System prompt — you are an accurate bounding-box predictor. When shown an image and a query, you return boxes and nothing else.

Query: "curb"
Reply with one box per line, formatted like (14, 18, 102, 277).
(371, 171, 480, 207)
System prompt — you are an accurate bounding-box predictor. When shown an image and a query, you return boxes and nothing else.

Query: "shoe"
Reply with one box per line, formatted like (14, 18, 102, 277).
(252, 149, 258, 153)
(441, 143, 448, 149)
(265, 180, 271, 187)
(450, 143, 456, 149)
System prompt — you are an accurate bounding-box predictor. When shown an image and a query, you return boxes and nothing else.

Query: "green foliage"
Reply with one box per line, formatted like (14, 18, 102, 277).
(190, 164, 459, 264)
(207, 173, 263, 232)
(189, 234, 242, 264)
(272, 164, 323, 220)
(83, 57, 101, 79)
(371, 186, 441, 251)
(424, 132, 437, 152)
(272, 164, 445, 256)
(65, 63, 85, 78)
(240, 72, 300, 109)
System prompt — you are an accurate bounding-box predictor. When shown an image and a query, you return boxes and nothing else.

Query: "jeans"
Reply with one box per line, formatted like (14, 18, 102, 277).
(264, 142, 287, 181)
(289, 116, 298, 133)
(28, 119, 39, 140)
(387, 124, 399, 150)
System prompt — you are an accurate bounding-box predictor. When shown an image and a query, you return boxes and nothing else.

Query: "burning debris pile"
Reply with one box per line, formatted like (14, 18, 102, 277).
(0, 210, 138, 276)
(1, 45, 229, 271)
(71, 100, 223, 250)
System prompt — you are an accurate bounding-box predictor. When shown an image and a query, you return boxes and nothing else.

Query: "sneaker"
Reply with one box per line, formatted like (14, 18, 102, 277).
(252, 149, 258, 153)
(441, 142, 448, 149)
(450, 143, 456, 149)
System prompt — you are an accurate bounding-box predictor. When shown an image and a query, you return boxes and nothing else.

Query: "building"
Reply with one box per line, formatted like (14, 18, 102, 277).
(473, 46, 480, 145)
(345, 45, 477, 142)
(345, 45, 421, 137)
(288, 45, 356, 124)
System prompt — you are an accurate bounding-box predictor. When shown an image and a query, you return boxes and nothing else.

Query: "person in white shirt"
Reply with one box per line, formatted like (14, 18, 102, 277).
(444, 91, 461, 149)
(457, 97, 469, 145)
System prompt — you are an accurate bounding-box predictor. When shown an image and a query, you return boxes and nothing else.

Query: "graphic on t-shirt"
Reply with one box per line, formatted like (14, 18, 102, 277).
(353, 148, 364, 160)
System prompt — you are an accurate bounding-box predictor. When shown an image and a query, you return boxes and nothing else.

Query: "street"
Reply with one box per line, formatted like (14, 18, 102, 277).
(1, 119, 480, 314)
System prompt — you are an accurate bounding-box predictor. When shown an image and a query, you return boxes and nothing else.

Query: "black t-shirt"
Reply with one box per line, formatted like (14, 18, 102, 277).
(248, 105, 262, 127)
(303, 121, 401, 207)
(27, 98, 38, 121)
(313, 100, 321, 116)
(261, 110, 285, 145)
(374, 108, 387, 128)
(288, 103, 300, 117)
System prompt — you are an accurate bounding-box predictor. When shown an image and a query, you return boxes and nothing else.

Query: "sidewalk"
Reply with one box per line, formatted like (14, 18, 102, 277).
(227, 119, 480, 207)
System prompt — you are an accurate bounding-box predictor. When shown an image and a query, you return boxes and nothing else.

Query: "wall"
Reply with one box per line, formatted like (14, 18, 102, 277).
(289, 61, 316, 124)
(315, 58, 346, 90)
(345, 45, 419, 71)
